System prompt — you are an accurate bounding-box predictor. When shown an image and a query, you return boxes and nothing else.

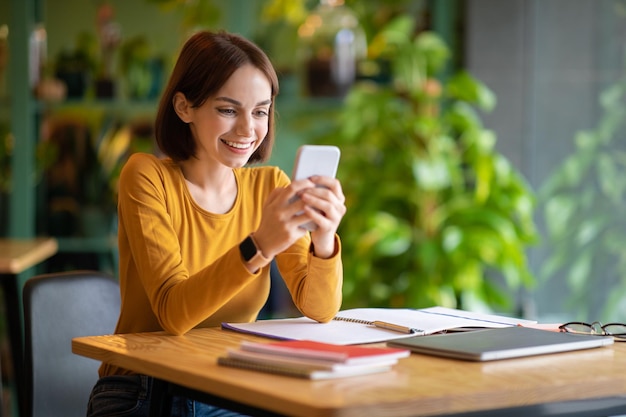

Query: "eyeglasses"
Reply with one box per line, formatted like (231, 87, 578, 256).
(559, 321, 626, 340)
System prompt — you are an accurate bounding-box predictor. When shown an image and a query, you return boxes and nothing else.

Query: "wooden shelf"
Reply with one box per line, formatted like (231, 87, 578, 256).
(44, 98, 158, 120)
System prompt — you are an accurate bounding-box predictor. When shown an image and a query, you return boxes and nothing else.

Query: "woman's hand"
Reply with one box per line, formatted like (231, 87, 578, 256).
(253, 176, 346, 259)
(298, 175, 346, 258)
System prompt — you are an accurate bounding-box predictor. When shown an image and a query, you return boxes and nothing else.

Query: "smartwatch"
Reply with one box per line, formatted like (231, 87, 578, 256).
(239, 234, 271, 272)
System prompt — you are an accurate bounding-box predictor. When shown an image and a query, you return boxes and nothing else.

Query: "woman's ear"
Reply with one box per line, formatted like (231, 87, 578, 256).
(173, 92, 192, 123)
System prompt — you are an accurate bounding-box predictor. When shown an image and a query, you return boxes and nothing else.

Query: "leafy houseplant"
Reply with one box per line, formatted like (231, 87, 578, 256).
(539, 73, 626, 322)
(317, 17, 538, 312)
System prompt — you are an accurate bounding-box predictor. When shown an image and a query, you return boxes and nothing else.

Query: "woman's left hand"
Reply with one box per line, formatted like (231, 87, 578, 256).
(298, 175, 346, 258)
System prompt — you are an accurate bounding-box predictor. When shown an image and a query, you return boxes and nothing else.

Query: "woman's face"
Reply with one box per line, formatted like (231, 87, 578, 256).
(185, 64, 272, 168)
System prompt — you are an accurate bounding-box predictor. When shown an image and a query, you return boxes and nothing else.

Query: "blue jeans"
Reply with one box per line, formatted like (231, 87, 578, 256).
(86, 375, 247, 417)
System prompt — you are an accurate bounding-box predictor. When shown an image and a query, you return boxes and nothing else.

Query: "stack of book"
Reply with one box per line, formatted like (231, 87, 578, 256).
(217, 339, 410, 380)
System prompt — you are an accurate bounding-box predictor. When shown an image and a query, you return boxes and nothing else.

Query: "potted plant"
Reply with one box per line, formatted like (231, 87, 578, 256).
(315, 16, 538, 312)
(53, 31, 98, 99)
(118, 35, 166, 100)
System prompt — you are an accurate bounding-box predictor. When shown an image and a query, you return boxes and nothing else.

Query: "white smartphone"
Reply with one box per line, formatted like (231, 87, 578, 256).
(291, 145, 341, 181)
(290, 145, 341, 230)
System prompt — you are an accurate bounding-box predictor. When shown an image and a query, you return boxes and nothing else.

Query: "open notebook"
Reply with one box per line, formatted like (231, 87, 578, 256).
(222, 307, 536, 345)
(386, 326, 614, 361)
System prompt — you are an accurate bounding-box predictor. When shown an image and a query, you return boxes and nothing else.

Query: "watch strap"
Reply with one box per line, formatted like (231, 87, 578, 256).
(240, 234, 271, 272)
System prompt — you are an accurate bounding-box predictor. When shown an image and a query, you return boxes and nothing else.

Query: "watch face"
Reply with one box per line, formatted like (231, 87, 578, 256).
(239, 236, 257, 261)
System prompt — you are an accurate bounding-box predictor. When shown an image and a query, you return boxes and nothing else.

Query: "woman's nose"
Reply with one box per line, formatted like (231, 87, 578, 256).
(235, 116, 253, 137)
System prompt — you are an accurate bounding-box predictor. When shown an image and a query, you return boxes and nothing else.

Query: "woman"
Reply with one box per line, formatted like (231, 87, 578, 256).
(86, 30, 345, 417)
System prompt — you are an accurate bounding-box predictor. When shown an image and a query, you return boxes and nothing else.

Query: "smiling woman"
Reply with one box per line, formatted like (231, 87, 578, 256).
(85, 30, 347, 417)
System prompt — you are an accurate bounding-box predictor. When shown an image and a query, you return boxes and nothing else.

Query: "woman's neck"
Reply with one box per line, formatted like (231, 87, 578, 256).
(179, 159, 238, 214)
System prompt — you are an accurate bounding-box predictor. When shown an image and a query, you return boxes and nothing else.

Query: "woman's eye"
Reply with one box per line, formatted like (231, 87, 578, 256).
(254, 109, 269, 117)
(219, 108, 236, 116)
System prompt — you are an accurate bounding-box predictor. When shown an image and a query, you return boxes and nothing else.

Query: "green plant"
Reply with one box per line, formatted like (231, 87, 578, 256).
(145, 0, 222, 33)
(539, 73, 626, 322)
(0, 121, 57, 194)
(118, 35, 154, 99)
(40, 109, 152, 238)
(256, 0, 427, 78)
(317, 17, 538, 312)
(53, 31, 99, 98)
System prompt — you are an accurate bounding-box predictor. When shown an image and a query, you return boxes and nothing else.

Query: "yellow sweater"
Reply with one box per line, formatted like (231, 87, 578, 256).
(101, 153, 343, 377)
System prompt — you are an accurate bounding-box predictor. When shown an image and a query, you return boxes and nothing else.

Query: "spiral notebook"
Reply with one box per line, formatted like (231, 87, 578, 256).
(222, 307, 535, 345)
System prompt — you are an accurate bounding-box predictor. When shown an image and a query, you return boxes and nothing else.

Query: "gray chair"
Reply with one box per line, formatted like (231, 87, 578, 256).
(22, 270, 120, 417)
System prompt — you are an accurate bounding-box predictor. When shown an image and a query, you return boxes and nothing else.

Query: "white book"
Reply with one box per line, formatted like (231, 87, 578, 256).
(217, 356, 393, 380)
(226, 348, 400, 371)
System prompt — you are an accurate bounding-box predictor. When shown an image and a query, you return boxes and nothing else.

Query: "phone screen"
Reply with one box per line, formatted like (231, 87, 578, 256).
(291, 145, 341, 180)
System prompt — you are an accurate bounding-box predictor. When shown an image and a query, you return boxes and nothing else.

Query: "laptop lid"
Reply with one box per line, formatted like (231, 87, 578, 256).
(387, 326, 614, 361)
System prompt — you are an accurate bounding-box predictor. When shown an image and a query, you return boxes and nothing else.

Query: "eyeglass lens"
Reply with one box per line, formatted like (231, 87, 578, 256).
(561, 322, 601, 335)
(602, 324, 626, 337)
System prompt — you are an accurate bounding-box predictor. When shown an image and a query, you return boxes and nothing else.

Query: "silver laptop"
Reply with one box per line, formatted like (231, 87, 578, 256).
(387, 326, 614, 361)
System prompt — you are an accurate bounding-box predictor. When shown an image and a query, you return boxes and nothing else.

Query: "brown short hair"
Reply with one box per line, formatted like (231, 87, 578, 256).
(155, 31, 279, 163)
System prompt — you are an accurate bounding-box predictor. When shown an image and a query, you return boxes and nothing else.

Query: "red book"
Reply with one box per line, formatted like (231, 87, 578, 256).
(239, 339, 410, 365)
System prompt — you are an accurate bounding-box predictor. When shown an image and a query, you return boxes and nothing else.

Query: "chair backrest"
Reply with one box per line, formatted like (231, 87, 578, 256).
(23, 270, 120, 417)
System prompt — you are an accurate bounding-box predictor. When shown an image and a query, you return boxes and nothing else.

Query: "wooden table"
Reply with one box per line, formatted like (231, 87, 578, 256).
(73, 327, 626, 417)
(0, 237, 58, 273)
(0, 237, 58, 417)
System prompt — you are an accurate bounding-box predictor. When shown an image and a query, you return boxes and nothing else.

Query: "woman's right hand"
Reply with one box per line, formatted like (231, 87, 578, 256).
(252, 178, 319, 258)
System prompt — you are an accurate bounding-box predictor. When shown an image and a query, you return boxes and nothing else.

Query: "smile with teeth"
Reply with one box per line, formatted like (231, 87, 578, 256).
(222, 140, 253, 150)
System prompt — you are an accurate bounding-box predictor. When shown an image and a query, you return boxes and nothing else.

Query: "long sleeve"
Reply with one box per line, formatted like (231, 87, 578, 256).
(109, 153, 342, 342)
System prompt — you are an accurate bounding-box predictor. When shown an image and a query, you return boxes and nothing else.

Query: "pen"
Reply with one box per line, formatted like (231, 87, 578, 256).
(373, 321, 418, 334)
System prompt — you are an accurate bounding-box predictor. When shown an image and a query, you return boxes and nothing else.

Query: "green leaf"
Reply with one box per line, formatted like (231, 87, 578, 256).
(574, 130, 597, 151)
(449, 207, 519, 244)
(560, 153, 591, 188)
(371, 14, 415, 54)
(538, 251, 567, 282)
(567, 252, 592, 293)
(598, 152, 624, 201)
(412, 157, 452, 191)
(442, 226, 462, 253)
(414, 32, 450, 76)
(364, 212, 412, 256)
(472, 153, 494, 203)
(415, 239, 443, 275)
(445, 102, 482, 133)
(575, 217, 607, 247)
(392, 42, 426, 94)
(471, 129, 496, 154)
(453, 260, 482, 288)
(544, 195, 575, 237)
(447, 71, 496, 112)
(370, 282, 392, 303)
(596, 107, 625, 145)
(599, 82, 624, 109)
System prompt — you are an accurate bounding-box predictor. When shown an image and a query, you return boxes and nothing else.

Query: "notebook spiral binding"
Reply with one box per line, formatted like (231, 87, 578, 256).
(333, 316, 374, 325)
